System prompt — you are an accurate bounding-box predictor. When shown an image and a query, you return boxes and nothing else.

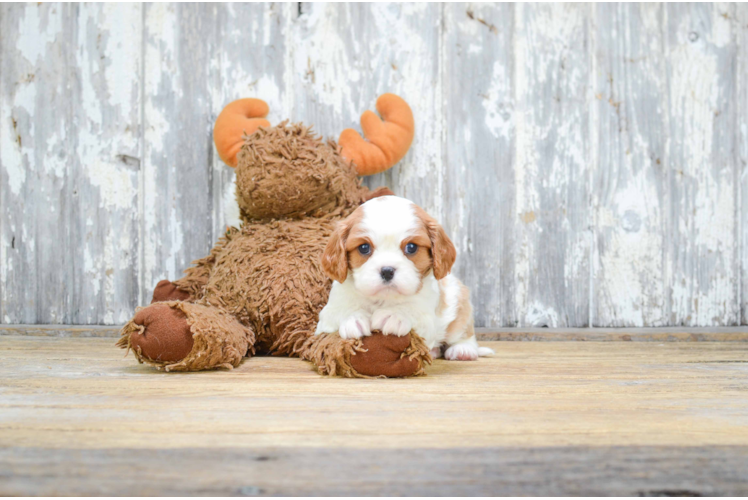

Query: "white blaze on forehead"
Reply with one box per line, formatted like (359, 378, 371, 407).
(359, 196, 419, 243)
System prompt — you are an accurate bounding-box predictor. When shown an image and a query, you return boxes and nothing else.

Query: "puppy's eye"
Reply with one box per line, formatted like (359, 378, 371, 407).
(405, 243, 418, 255)
(358, 243, 371, 255)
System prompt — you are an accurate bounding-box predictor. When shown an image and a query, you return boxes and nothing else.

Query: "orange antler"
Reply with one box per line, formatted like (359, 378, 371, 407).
(213, 98, 270, 167)
(339, 93, 414, 176)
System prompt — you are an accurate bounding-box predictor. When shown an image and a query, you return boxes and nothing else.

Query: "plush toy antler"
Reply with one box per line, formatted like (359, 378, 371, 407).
(339, 94, 414, 176)
(213, 98, 270, 167)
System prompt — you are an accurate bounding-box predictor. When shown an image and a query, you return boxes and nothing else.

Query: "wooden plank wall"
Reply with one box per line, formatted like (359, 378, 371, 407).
(1, 3, 746, 327)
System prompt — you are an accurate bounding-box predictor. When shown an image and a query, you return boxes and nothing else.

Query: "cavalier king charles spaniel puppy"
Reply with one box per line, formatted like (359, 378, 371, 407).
(315, 195, 494, 361)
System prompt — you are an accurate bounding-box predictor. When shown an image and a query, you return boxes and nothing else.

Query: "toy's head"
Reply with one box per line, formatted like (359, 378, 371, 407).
(213, 95, 414, 221)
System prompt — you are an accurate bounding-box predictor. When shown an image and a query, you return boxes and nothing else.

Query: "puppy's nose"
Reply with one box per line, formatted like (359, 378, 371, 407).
(380, 267, 396, 282)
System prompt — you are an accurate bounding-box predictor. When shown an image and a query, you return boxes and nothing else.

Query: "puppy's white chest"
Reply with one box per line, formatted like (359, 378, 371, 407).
(393, 274, 461, 349)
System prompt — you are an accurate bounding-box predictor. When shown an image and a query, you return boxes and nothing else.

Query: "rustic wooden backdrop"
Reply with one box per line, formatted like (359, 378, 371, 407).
(1, 3, 746, 328)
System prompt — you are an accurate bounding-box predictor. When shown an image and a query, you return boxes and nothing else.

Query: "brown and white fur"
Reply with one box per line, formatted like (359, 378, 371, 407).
(315, 196, 493, 361)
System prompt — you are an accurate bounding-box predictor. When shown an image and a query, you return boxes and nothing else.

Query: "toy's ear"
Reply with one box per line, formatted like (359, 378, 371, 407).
(339, 94, 414, 176)
(213, 98, 271, 167)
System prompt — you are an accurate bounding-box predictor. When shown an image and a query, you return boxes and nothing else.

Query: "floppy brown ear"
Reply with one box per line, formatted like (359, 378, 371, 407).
(415, 208, 456, 280)
(429, 222, 456, 280)
(321, 221, 351, 283)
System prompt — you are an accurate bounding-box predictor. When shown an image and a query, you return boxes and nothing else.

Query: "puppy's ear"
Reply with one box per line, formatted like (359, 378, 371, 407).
(416, 207, 456, 280)
(429, 222, 456, 280)
(322, 219, 352, 283)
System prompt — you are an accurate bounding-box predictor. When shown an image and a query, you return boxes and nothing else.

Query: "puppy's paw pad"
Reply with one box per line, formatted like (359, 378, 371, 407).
(444, 344, 479, 361)
(430, 346, 443, 359)
(338, 315, 372, 339)
(371, 310, 411, 336)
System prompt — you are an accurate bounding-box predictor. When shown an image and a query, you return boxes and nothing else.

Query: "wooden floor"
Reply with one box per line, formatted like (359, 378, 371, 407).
(1, 336, 748, 495)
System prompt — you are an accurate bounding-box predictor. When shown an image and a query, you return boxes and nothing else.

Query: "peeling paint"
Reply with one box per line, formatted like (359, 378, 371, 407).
(483, 61, 513, 140)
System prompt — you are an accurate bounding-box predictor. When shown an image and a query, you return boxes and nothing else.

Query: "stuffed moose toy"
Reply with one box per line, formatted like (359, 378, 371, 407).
(117, 94, 433, 377)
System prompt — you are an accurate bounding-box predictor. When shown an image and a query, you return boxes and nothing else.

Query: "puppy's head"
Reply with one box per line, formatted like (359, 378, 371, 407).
(321, 196, 456, 297)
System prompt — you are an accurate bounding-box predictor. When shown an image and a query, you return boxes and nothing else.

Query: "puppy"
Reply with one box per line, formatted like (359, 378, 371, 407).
(315, 195, 493, 361)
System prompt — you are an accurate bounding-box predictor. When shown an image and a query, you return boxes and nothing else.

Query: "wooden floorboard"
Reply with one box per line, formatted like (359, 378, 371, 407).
(2, 446, 747, 496)
(1, 336, 747, 495)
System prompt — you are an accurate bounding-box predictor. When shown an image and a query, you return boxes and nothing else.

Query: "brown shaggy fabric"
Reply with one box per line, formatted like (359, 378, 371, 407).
(118, 301, 254, 372)
(304, 331, 367, 378)
(307, 331, 432, 378)
(117, 119, 431, 378)
(235, 122, 369, 221)
(173, 229, 238, 300)
(198, 217, 342, 355)
(151, 280, 193, 303)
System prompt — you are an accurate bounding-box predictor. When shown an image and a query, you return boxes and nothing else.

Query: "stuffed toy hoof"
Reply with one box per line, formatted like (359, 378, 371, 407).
(127, 303, 194, 362)
(308, 331, 432, 378)
(151, 280, 192, 303)
(350, 332, 431, 377)
(117, 301, 255, 372)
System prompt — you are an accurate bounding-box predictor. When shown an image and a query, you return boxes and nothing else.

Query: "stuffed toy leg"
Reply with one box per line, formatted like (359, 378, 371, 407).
(117, 301, 254, 372)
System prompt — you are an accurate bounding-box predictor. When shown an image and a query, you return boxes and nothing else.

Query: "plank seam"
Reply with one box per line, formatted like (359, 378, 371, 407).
(661, 5, 673, 326)
(737, 4, 744, 326)
(587, 3, 598, 327)
(0, 5, 5, 323)
(137, 4, 146, 306)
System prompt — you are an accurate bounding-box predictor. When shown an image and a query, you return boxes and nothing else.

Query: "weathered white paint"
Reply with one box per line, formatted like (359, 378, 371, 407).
(1, 4, 70, 325)
(0, 3, 745, 326)
(739, 4, 748, 326)
(592, 3, 668, 327)
(74, 3, 142, 325)
(443, 3, 515, 328)
(666, 3, 739, 326)
(513, 4, 591, 327)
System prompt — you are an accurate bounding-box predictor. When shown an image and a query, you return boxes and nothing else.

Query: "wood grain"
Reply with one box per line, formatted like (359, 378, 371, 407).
(72, 4, 143, 324)
(665, 3, 739, 326)
(1, 336, 748, 494)
(1, 336, 747, 450)
(1, 4, 74, 324)
(592, 4, 668, 327)
(2, 445, 747, 496)
(739, 3, 748, 326)
(141, 3, 217, 304)
(443, 4, 516, 327)
(513, 4, 591, 327)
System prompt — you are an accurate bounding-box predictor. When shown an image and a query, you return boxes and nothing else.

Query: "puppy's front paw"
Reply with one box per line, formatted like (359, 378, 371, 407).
(444, 343, 479, 361)
(371, 310, 411, 336)
(338, 314, 372, 339)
